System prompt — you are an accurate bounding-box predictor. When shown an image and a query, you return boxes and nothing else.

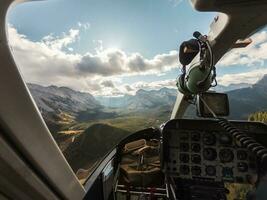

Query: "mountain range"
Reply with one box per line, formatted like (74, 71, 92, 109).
(96, 87, 177, 110)
(27, 75, 267, 133)
(215, 83, 252, 93)
(227, 75, 267, 119)
(28, 83, 101, 114)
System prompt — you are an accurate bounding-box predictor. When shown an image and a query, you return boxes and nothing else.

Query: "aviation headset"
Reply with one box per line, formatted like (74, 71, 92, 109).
(177, 31, 216, 95)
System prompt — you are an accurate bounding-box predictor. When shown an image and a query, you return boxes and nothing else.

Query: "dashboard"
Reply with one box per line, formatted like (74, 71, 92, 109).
(161, 119, 267, 184)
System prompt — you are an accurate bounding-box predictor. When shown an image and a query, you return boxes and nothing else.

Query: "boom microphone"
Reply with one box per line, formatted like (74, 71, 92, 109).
(193, 31, 207, 42)
(193, 31, 202, 39)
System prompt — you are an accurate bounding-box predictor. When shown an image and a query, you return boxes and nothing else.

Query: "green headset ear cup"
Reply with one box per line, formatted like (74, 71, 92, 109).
(177, 74, 190, 95)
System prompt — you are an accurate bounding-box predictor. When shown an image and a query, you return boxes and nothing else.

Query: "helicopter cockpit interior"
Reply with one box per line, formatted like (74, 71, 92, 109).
(1, 0, 267, 200)
(109, 94, 267, 200)
(84, 1, 267, 198)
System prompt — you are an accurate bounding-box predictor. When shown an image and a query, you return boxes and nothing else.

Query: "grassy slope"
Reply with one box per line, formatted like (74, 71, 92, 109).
(47, 108, 171, 172)
(64, 123, 130, 172)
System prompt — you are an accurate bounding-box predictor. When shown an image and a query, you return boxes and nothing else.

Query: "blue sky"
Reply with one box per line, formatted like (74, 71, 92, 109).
(8, 0, 214, 56)
(7, 0, 267, 96)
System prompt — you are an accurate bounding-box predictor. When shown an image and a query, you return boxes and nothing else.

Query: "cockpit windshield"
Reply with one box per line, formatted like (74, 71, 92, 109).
(7, 0, 267, 192)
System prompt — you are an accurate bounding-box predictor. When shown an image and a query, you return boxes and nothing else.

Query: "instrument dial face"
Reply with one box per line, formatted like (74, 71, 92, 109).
(180, 153, 189, 163)
(180, 143, 189, 152)
(237, 162, 248, 172)
(191, 143, 201, 152)
(219, 133, 232, 145)
(203, 132, 216, 145)
(191, 132, 201, 141)
(206, 165, 216, 176)
(191, 154, 201, 164)
(203, 148, 217, 161)
(219, 149, 234, 163)
(192, 166, 201, 176)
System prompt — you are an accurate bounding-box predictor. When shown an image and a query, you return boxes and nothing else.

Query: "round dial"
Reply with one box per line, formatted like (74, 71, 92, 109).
(203, 132, 216, 145)
(219, 149, 234, 163)
(238, 162, 248, 172)
(192, 166, 201, 176)
(191, 143, 201, 153)
(203, 148, 217, 161)
(180, 143, 189, 152)
(191, 154, 201, 164)
(180, 153, 189, 163)
(206, 165, 216, 176)
(191, 132, 201, 141)
(219, 133, 232, 145)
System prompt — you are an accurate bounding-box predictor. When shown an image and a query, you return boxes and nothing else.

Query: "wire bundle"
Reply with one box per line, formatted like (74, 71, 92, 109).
(217, 118, 267, 180)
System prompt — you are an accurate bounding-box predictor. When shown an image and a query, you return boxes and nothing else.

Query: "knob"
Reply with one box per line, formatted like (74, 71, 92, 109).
(180, 143, 189, 152)
(203, 132, 216, 145)
(206, 165, 216, 176)
(219, 133, 232, 145)
(238, 162, 248, 172)
(191, 132, 201, 141)
(203, 148, 217, 161)
(192, 154, 201, 164)
(180, 153, 189, 163)
(219, 149, 234, 163)
(191, 166, 201, 176)
(192, 143, 201, 152)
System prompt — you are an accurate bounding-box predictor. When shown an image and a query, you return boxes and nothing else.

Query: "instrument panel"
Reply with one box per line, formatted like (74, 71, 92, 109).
(165, 129, 256, 183)
(161, 119, 267, 183)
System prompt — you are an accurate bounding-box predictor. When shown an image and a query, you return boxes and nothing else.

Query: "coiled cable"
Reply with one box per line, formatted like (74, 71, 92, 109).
(217, 118, 267, 182)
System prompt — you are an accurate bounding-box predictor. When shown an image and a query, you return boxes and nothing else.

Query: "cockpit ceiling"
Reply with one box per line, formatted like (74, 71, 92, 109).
(215, 0, 267, 6)
(191, 0, 267, 12)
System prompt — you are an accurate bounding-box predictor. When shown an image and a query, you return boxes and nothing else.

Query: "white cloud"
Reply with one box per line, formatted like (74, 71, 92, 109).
(208, 31, 267, 87)
(218, 31, 267, 67)
(8, 25, 80, 83)
(216, 31, 267, 85)
(7, 25, 179, 96)
(217, 69, 267, 86)
(76, 49, 178, 77)
(42, 29, 80, 50)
